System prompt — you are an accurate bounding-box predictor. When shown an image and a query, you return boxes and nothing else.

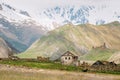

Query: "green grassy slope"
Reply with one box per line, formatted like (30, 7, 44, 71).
(80, 48, 115, 61)
(18, 22, 120, 60)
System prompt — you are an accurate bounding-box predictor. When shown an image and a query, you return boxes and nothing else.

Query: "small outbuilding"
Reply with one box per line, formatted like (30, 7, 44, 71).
(60, 51, 78, 65)
(91, 60, 117, 67)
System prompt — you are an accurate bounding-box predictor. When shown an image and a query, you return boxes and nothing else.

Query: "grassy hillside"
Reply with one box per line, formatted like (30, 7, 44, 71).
(80, 48, 115, 61)
(18, 22, 120, 60)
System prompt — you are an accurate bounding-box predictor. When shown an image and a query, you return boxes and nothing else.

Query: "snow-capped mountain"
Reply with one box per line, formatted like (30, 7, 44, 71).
(1, 0, 120, 30)
(38, 5, 120, 26)
(0, 0, 120, 52)
(0, 3, 29, 23)
(0, 3, 47, 52)
(40, 6, 94, 25)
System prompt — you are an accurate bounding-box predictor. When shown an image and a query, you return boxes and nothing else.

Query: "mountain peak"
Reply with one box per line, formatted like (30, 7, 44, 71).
(2, 3, 16, 11)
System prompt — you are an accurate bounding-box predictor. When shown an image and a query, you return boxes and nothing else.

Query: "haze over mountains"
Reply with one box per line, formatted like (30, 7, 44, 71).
(0, 0, 120, 52)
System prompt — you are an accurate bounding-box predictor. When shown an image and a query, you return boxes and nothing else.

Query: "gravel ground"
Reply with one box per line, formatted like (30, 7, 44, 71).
(0, 64, 120, 80)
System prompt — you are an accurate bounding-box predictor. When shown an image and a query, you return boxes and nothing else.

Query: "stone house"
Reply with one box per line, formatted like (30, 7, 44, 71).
(60, 51, 78, 65)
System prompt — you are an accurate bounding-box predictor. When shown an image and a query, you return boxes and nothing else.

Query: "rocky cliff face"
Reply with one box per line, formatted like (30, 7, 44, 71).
(0, 37, 12, 58)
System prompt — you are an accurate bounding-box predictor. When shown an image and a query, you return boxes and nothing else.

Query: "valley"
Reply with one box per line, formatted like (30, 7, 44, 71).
(18, 21, 120, 63)
(0, 0, 120, 80)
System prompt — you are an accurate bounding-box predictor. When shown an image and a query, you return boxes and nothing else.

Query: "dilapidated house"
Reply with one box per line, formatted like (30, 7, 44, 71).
(37, 56, 49, 62)
(91, 60, 117, 71)
(91, 60, 117, 67)
(60, 51, 78, 65)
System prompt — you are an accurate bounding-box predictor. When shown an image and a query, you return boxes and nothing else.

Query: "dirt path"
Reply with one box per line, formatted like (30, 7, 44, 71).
(0, 64, 120, 80)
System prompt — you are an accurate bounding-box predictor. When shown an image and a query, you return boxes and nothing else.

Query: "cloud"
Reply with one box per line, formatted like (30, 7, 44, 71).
(2, 0, 120, 13)
(4, 0, 119, 9)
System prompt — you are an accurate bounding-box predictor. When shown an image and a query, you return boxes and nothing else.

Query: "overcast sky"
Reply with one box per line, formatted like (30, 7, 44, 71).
(2, 0, 119, 11)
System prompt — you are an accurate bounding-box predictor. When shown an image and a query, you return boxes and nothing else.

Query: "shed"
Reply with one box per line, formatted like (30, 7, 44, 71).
(91, 60, 117, 67)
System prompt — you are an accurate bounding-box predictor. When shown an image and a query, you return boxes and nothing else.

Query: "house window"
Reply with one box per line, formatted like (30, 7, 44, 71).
(65, 57, 67, 60)
(69, 57, 71, 60)
(73, 56, 78, 60)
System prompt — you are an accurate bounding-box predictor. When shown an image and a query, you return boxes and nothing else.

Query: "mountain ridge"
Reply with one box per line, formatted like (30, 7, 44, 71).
(1, 1, 120, 52)
(18, 21, 120, 60)
(0, 2, 48, 52)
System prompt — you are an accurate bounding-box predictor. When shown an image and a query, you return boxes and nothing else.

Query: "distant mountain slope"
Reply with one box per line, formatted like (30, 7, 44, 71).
(0, 3, 47, 52)
(1, 1, 120, 52)
(0, 37, 12, 58)
(18, 21, 120, 60)
(80, 48, 115, 61)
(108, 52, 120, 64)
(0, 17, 45, 52)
